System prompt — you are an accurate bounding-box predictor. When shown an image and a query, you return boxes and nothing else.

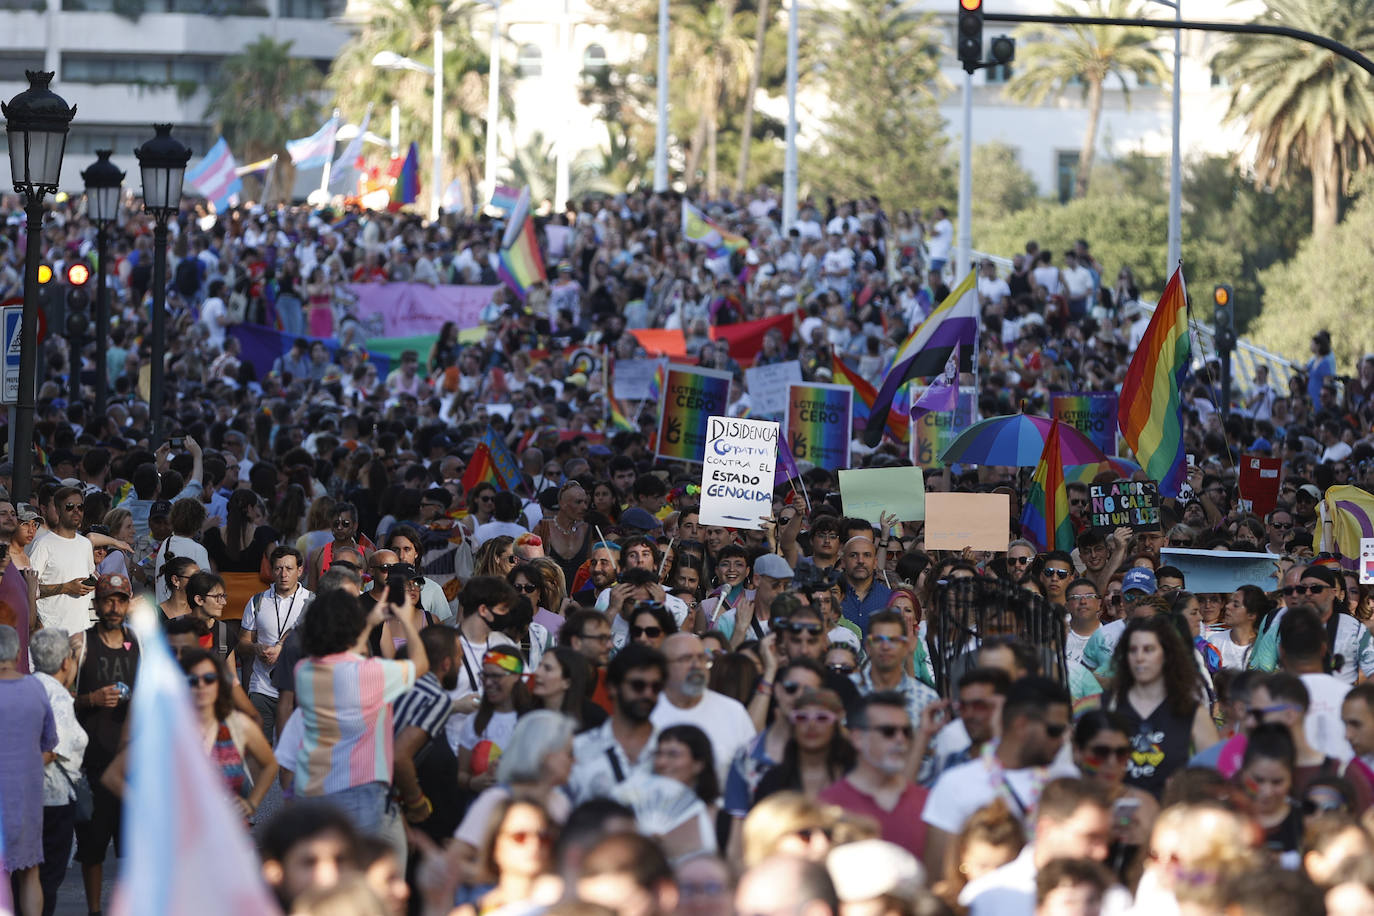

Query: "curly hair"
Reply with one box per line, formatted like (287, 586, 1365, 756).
(301, 588, 369, 657)
(1109, 614, 1202, 719)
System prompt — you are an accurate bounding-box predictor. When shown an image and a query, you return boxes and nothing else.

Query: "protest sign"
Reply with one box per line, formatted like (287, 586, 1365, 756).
(837, 467, 926, 529)
(1159, 548, 1280, 593)
(1088, 479, 1162, 532)
(656, 364, 733, 463)
(924, 492, 1010, 552)
(1362, 539, 1374, 586)
(1052, 392, 1118, 457)
(785, 383, 852, 472)
(1238, 454, 1282, 516)
(348, 283, 497, 337)
(699, 417, 779, 530)
(746, 361, 803, 417)
(909, 386, 978, 468)
(613, 358, 659, 400)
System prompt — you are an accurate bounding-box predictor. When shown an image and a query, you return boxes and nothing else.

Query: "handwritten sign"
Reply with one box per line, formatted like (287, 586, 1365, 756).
(1088, 479, 1162, 532)
(838, 467, 926, 528)
(699, 416, 779, 530)
(745, 361, 802, 418)
(924, 492, 1010, 552)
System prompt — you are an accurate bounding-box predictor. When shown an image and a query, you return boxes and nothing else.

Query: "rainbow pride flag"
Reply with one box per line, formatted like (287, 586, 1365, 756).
(682, 199, 748, 259)
(396, 141, 420, 206)
(609, 397, 636, 431)
(1118, 266, 1190, 497)
(1021, 418, 1075, 552)
(497, 186, 547, 301)
(831, 350, 907, 444)
(461, 442, 501, 494)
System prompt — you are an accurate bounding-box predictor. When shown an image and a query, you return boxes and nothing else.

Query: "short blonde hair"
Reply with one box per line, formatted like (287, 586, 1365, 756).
(741, 791, 841, 869)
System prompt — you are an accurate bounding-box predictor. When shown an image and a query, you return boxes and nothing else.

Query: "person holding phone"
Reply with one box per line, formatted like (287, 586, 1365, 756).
(29, 486, 96, 651)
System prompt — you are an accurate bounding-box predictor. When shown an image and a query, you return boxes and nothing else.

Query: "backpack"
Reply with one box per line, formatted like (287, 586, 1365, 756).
(173, 257, 201, 296)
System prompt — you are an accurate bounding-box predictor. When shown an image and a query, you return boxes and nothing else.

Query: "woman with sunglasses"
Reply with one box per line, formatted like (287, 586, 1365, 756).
(627, 602, 677, 651)
(754, 688, 854, 803)
(1107, 615, 1218, 799)
(461, 481, 498, 537)
(509, 561, 566, 647)
(157, 555, 200, 624)
(457, 646, 534, 796)
(1071, 710, 1159, 878)
(474, 535, 518, 580)
(1215, 586, 1271, 671)
(453, 798, 559, 916)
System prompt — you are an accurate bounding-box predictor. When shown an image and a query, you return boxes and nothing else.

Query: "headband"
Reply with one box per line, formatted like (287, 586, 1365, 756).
(483, 650, 523, 675)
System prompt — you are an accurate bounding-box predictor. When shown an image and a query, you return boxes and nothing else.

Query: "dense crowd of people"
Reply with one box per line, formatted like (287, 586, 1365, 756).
(0, 183, 1372, 916)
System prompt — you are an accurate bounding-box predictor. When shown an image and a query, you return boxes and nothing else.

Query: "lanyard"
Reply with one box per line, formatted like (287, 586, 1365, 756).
(273, 588, 300, 640)
(459, 634, 488, 694)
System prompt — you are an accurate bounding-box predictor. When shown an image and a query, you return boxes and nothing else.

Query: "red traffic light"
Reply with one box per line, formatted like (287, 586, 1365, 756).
(66, 262, 91, 287)
(960, 0, 982, 9)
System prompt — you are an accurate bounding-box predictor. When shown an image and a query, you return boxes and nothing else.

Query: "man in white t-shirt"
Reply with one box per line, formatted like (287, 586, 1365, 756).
(651, 633, 756, 784)
(1062, 251, 1094, 318)
(923, 677, 1077, 875)
(238, 546, 314, 737)
(927, 207, 953, 273)
(30, 486, 96, 643)
(199, 278, 231, 350)
(977, 260, 1010, 307)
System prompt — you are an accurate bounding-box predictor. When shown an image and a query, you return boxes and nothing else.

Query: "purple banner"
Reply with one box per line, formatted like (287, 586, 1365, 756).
(348, 283, 499, 338)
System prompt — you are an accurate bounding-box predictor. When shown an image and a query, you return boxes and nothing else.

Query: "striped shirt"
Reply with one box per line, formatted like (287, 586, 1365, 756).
(293, 652, 416, 796)
(393, 672, 452, 739)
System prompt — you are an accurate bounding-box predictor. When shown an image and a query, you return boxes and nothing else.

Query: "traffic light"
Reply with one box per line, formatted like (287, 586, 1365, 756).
(1213, 284, 1235, 352)
(65, 261, 90, 287)
(958, 0, 984, 74)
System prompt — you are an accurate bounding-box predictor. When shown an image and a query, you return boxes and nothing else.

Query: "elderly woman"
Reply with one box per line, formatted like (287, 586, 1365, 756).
(32, 627, 87, 916)
(0, 624, 58, 916)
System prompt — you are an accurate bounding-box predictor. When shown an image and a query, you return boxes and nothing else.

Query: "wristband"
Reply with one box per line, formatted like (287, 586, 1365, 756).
(755, 680, 773, 696)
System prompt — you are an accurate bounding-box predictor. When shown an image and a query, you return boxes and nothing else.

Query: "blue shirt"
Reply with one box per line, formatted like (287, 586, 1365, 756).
(1308, 352, 1336, 402)
(841, 579, 893, 635)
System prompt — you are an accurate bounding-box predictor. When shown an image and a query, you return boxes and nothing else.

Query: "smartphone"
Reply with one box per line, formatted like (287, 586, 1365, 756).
(83, 574, 98, 587)
(386, 570, 408, 606)
(1113, 795, 1141, 826)
(169, 436, 185, 449)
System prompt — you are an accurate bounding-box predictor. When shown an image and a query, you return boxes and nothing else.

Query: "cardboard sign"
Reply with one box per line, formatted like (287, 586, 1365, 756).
(909, 386, 978, 468)
(699, 416, 779, 530)
(838, 467, 926, 528)
(655, 364, 733, 463)
(613, 358, 660, 400)
(1362, 539, 1374, 586)
(785, 382, 853, 472)
(1088, 479, 1162, 532)
(745, 361, 802, 417)
(924, 492, 1011, 552)
(1052, 391, 1118, 457)
(1159, 548, 1280, 593)
(1238, 454, 1282, 517)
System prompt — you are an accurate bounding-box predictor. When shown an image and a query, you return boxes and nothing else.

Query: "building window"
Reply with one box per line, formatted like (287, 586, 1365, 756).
(517, 43, 542, 78)
(62, 53, 220, 86)
(0, 53, 46, 81)
(1056, 150, 1078, 203)
(57, 124, 210, 158)
(582, 43, 608, 74)
(279, 0, 330, 16)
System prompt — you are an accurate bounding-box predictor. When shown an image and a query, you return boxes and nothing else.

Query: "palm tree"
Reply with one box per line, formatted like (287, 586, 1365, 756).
(506, 130, 620, 202)
(1004, 0, 1169, 199)
(327, 0, 499, 209)
(205, 37, 324, 201)
(1214, 0, 1374, 232)
(734, 0, 771, 193)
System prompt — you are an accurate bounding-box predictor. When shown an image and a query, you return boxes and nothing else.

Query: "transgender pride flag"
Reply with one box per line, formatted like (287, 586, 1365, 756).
(185, 138, 241, 211)
(110, 601, 281, 916)
(286, 115, 339, 169)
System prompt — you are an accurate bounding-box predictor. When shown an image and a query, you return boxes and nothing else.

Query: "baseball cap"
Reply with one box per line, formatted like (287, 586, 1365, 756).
(827, 840, 926, 904)
(1122, 567, 1157, 596)
(754, 553, 794, 580)
(95, 573, 131, 598)
(15, 503, 40, 523)
(618, 507, 662, 533)
(1298, 484, 1321, 500)
(149, 499, 173, 519)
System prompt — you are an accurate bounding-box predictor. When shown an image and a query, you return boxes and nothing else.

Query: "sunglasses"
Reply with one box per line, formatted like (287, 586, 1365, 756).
(1283, 584, 1328, 596)
(1069, 499, 1089, 507)
(501, 830, 552, 846)
(780, 680, 807, 695)
(1270, 522, 1293, 530)
(333, 518, 355, 528)
(789, 709, 838, 726)
(514, 583, 540, 593)
(63, 502, 83, 512)
(1044, 722, 1068, 738)
(1009, 556, 1032, 565)
(780, 622, 824, 636)
(1085, 744, 1131, 762)
(186, 672, 219, 687)
(828, 663, 856, 675)
(1043, 568, 1071, 580)
(630, 625, 663, 639)
(625, 677, 663, 694)
(861, 724, 914, 740)
(1067, 593, 1100, 602)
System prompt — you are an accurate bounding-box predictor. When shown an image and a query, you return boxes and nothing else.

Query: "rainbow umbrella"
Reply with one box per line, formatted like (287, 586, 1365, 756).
(940, 413, 1112, 467)
(1066, 456, 1143, 485)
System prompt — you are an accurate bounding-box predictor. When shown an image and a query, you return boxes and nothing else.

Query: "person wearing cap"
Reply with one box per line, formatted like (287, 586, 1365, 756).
(730, 553, 794, 648)
(1080, 567, 1160, 684)
(30, 486, 96, 649)
(73, 573, 139, 914)
(1247, 564, 1374, 684)
(827, 838, 928, 915)
(617, 507, 662, 537)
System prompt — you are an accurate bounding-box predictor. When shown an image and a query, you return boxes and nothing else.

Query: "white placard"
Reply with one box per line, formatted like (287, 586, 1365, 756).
(613, 358, 659, 400)
(744, 360, 802, 417)
(699, 416, 779, 531)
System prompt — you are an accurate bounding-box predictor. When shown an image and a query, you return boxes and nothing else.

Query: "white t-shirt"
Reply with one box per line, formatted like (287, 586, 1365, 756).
(240, 585, 314, 698)
(928, 219, 953, 261)
(30, 531, 96, 635)
(1063, 264, 1094, 299)
(923, 751, 1079, 834)
(1301, 672, 1354, 761)
(1211, 629, 1255, 671)
(473, 520, 530, 547)
(1065, 628, 1093, 668)
(152, 534, 211, 605)
(978, 276, 1011, 304)
(457, 708, 519, 762)
(650, 690, 757, 785)
(201, 296, 228, 349)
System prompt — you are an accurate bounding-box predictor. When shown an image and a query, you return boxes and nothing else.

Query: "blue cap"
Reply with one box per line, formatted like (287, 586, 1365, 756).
(1250, 437, 1272, 453)
(618, 507, 662, 533)
(1122, 566, 1157, 596)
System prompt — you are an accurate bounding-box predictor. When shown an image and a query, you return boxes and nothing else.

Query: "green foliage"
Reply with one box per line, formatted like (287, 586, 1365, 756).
(804, 0, 952, 211)
(205, 37, 323, 161)
(1213, 0, 1374, 229)
(971, 142, 1038, 223)
(505, 131, 620, 204)
(1249, 176, 1374, 367)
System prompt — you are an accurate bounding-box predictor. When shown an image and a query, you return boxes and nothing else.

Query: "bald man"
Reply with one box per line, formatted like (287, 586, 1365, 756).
(736, 857, 839, 916)
(650, 633, 757, 783)
(840, 535, 892, 634)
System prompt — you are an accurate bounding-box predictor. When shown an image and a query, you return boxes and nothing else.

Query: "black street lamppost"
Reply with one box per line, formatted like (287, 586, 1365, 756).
(81, 149, 123, 421)
(133, 124, 188, 448)
(2, 71, 75, 504)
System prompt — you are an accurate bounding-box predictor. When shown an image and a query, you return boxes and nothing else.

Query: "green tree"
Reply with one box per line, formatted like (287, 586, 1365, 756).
(204, 37, 324, 200)
(1250, 176, 1374, 365)
(506, 131, 620, 204)
(971, 142, 1038, 223)
(805, 0, 952, 211)
(1004, 0, 1169, 199)
(1213, 0, 1374, 232)
(328, 0, 495, 210)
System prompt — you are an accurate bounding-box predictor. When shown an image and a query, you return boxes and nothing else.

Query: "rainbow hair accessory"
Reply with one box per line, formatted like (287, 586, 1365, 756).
(483, 650, 524, 675)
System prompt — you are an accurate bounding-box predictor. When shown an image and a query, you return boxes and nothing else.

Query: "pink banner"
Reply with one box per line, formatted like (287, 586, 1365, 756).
(348, 283, 499, 338)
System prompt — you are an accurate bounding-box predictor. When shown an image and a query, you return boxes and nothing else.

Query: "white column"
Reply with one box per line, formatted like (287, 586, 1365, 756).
(955, 71, 972, 280)
(1167, 1, 1182, 273)
(554, 1, 572, 210)
(431, 28, 443, 221)
(484, 6, 501, 208)
(782, 0, 799, 231)
(652, 0, 670, 192)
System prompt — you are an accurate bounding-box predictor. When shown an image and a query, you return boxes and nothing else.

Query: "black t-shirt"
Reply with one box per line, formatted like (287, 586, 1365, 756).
(77, 624, 140, 771)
